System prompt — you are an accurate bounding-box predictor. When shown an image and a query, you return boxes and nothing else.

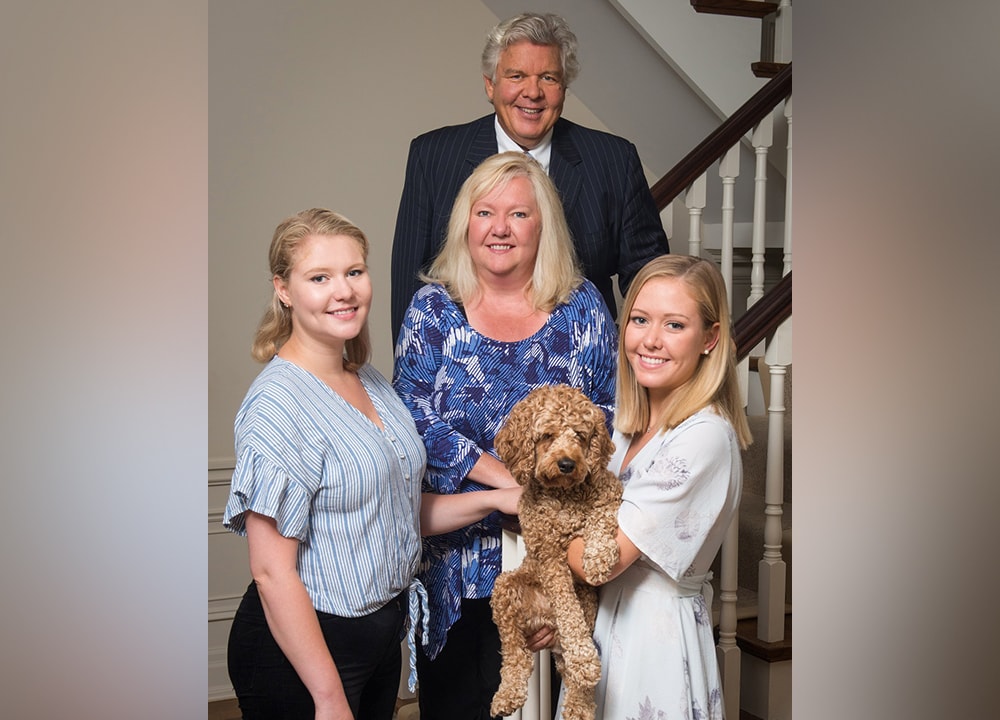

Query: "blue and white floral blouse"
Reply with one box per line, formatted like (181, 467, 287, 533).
(392, 280, 617, 658)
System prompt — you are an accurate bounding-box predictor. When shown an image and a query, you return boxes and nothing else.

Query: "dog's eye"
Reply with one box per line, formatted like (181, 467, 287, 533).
(575, 431, 590, 443)
(540, 433, 554, 442)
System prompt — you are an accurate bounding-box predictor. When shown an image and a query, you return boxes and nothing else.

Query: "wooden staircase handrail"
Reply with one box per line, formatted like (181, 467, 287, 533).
(649, 62, 791, 212)
(734, 270, 791, 361)
(644, 60, 792, 361)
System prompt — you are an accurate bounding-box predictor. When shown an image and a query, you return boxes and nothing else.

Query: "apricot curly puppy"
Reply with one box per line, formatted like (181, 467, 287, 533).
(490, 384, 622, 720)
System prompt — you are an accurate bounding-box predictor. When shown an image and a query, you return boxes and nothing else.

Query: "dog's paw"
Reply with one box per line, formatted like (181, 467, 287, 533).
(491, 686, 527, 718)
(581, 542, 619, 585)
(562, 646, 601, 688)
(560, 697, 598, 720)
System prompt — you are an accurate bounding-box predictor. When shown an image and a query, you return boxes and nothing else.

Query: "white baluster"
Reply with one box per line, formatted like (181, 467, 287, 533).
(749, 118, 773, 309)
(542, 651, 552, 718)
(742, 116, 774, 411)
(685, 173, 707, 257)
(501, 528, 524, 574)
(660, 200, 673, 247)
(500, 529, 549, 719)
(719, 145, 749, 599)
(758, 322, 791, 642)
(719, 145, 739, 301)
(500, 529, 524, 719)
(716, 515, 741, 720)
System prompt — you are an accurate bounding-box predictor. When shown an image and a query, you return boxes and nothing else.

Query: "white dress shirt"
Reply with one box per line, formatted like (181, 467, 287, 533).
(495, 115, 553, 173)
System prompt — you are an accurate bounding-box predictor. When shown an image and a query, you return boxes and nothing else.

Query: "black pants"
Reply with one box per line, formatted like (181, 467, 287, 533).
(228, 582, 405, 720)
(416, 597, 502, 720)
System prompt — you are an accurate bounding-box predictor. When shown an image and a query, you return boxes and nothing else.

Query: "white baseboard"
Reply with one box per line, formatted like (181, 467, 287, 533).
(208, 644, 234, 702)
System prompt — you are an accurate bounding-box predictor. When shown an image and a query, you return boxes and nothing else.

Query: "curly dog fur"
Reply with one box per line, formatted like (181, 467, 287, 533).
(490, 384, 623, 720)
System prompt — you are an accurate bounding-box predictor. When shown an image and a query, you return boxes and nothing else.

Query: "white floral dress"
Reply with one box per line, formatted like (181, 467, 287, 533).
(556, 407, 742, 720)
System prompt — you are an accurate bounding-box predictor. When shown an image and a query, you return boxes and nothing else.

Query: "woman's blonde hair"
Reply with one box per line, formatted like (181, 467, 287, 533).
(615, 255, 752, 449)
(251, 208, 371, 371)
(422, 151, 582, 311)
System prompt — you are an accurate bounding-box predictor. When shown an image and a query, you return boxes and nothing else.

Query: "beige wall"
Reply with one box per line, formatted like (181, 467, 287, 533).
(208, 0, 614, 699)
(208, 0, 616, 458)
(208, 0, 614, 459)
(210, 0, 492, 460)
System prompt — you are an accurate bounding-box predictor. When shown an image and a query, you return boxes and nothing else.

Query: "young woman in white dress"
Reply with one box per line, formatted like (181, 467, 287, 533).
(558, 254, 753, 719)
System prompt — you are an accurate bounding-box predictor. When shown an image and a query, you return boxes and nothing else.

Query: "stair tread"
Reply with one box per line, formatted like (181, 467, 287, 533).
(735, 614, 792, 662)
(691, 0, 779, 19)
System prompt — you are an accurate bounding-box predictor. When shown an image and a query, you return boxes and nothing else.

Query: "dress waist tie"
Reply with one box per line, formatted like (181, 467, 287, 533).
(627, 560, 714, 608)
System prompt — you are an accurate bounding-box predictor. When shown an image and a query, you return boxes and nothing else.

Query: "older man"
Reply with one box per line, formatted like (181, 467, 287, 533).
(390, 12, 669, 341)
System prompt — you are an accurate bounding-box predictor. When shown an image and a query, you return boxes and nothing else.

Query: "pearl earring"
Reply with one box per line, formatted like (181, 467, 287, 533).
(703, 349, 710, 355)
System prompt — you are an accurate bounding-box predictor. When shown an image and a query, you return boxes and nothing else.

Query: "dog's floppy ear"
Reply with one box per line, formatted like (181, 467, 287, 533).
(494, 399, 536, 486)
(588, 406, 615, 467)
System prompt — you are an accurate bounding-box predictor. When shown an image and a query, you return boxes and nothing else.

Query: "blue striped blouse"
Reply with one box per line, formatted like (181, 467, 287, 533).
(392, 280, 617, 658)
(224, 357, 427, 618)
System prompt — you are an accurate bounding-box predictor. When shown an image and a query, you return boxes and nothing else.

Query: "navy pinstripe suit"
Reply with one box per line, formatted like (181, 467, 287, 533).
(389, 113, 670, 341)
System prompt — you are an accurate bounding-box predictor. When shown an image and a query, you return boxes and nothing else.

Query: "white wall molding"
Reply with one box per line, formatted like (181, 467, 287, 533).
(209, 455, 244, 703)
(208, 456, 236, 475)
(208, 643, 235, 702)
(208, 512, 228, 535)
(209, 594, 243, 623)
(208, 459, 235, 533)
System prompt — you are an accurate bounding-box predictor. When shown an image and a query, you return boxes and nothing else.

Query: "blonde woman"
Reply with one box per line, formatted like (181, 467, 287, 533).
(560, 255, 752, 720)
(393, 152, 617, 719)
(224, 209, 426, 720)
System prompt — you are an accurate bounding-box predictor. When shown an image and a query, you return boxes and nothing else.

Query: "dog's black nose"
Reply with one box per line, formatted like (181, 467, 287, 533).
(557, 458, 576, 474)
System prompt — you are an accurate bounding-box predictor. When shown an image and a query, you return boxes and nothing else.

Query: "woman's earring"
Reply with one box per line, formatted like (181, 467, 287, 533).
(703, 349, 710, 355)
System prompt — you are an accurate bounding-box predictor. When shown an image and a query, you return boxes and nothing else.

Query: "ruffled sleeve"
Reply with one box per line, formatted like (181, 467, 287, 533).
(617, 412, 738, 580)
(223, 443, 314, 542)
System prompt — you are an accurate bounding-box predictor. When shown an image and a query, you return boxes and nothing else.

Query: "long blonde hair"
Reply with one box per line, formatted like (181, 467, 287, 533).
(615, 255, 752, 449)
(251, 208, 371, 371)
(422, 152, 581, 312)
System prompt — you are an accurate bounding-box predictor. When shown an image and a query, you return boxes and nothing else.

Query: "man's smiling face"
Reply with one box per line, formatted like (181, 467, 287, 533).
(484, 41, 565, 150)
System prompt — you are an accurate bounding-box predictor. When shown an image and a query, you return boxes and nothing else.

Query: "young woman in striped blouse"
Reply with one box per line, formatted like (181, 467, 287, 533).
(224, 209, 427, 720)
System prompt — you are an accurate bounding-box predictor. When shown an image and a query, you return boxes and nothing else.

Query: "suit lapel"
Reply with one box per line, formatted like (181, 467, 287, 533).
(549, 121, 583, 215)
(463, 116, 584, 213)
(466, 115, 499, 171)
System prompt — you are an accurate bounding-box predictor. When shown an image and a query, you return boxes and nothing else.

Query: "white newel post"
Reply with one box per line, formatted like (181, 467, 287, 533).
(500, 529, 551, 720)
